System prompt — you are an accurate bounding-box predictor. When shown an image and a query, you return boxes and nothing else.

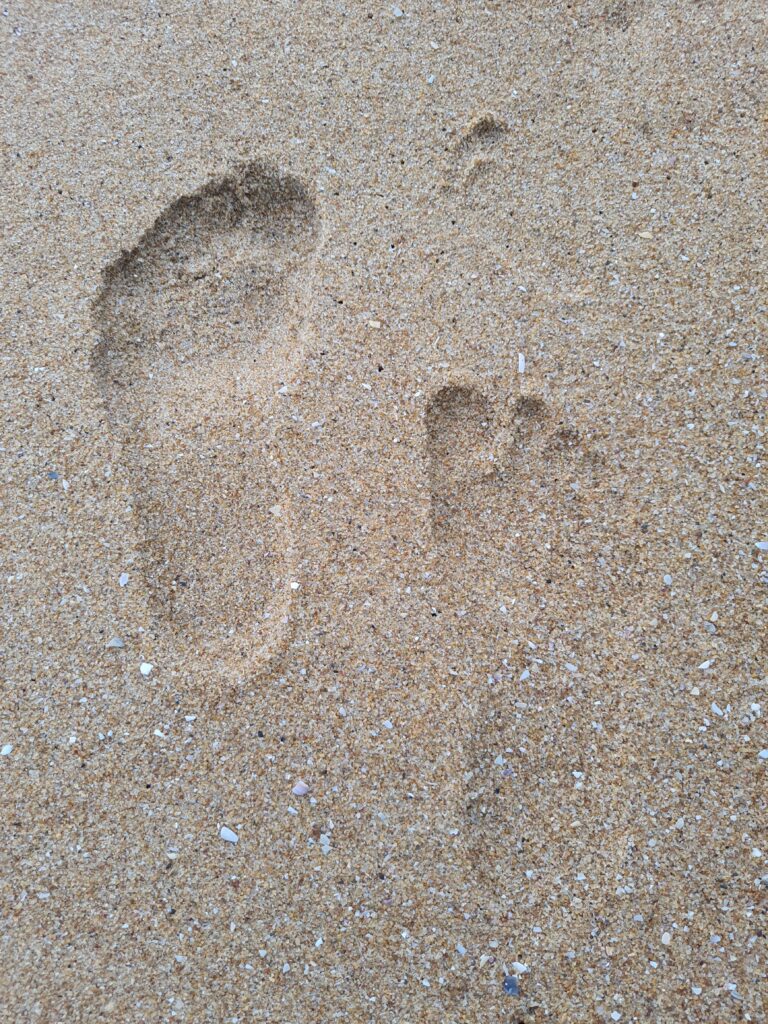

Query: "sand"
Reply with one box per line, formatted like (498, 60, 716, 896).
(1, 2, 766, 1021)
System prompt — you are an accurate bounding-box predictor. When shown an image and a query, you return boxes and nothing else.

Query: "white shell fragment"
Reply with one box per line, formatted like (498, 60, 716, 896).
(106, 637, 124, 649)
(220, 826, 239, 844)
(140, 662, 153, 676)
(1, 743, 13, 756)
(755, 541, 768, 551)
(291, 779, 309, 797)
(118, 572, 129, 586)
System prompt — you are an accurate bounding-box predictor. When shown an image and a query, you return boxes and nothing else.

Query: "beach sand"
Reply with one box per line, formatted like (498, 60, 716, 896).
(1, 2, 766, 1020)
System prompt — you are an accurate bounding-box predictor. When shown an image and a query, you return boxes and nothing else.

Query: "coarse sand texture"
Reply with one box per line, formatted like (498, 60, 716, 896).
(1, 3, 766, 1023)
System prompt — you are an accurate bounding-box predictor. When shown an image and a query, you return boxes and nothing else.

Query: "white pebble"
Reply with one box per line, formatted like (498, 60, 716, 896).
(383, 719, 393, 729)
(292, 780, 309, 797)
(755, 541, 768, 551)
(140, 662, 153, 676)
(661, 931, 672, 946)
(106, 637, 124, 649)
(518, 352, 526, 373)
(1, 743, 13, 756)
(759, 750, 768, 760)
(711, 702, 724, 717)
(509, 961, 529, 975)
(118, 572, 129, 587)
(220, 826, 239, 844)
(663, 574, 673, 586)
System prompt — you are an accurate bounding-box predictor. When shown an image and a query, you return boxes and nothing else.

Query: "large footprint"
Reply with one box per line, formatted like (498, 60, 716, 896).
(93, 161, 319, 674)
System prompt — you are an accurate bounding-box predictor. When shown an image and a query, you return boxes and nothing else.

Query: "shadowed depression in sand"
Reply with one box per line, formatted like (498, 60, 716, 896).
(93, 163, 319, 673)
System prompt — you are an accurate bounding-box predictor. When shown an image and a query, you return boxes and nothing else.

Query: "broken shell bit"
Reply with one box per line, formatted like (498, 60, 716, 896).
(503, 976, 519, 996)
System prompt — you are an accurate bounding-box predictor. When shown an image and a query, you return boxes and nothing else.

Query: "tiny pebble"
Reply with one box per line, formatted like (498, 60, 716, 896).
(292, 780, 309, 797)
(106, 637, 124, 649)
(140, 662, 153, 676)
(518, 352, 525, 373)
(1, 743, 13, 756)
(661, 931, 672, 946)
(755, 541, 768, 551)
(503, 975, 519, 996)
(220, 826, 238, 844)
(118, 572, 129, 587)
(759, 750, 768, 760)
(663, 574, 673, 586)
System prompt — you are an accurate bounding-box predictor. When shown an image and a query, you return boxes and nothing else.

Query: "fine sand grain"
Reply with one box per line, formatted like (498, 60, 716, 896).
(1, 3, 766, 1022)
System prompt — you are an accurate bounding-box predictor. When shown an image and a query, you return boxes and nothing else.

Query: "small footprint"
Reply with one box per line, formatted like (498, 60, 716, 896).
(92, 161, 319, 673)
(426, 383, 606, 562)
(445, 112, 509, 191)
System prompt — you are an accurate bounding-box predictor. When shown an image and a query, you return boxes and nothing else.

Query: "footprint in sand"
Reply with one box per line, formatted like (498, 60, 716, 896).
(444, 112, 509, 192)
(92, 161, 319, 673)
(426, 380, 610, 604)
(425, 376, 644, 975)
